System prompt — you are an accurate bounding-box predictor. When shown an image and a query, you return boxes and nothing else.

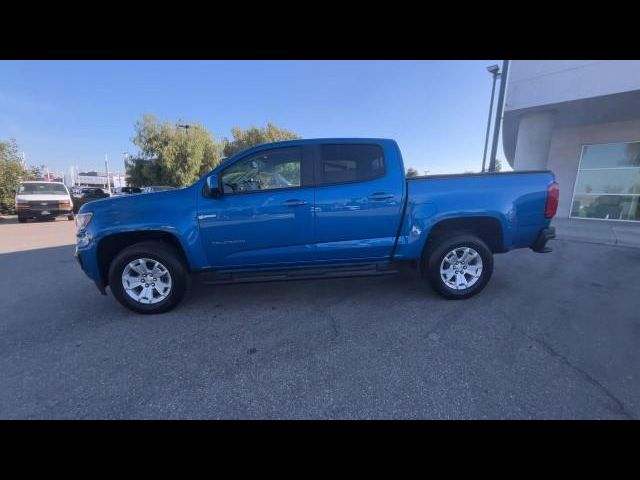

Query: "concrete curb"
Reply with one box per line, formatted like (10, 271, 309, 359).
(552, 218, 640, 249)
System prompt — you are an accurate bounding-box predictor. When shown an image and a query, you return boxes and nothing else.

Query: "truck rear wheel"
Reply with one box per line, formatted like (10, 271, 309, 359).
(108, 241, 188, 314)
(423, 234, 493, 299)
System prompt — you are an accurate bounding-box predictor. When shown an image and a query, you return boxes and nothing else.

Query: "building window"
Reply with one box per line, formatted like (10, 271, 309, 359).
(571, 142, 640, 221)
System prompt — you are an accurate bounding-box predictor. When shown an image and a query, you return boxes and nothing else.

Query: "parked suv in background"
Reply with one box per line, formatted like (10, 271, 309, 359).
(72, 188, 111, 213)
(113, 186, 143, 196)
(15, 181, 74, 223)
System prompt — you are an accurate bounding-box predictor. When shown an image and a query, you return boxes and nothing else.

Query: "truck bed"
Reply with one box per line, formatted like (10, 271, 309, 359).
(391, 169, 556, 260)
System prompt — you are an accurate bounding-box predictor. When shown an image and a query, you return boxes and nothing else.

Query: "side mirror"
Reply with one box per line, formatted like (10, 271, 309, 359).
(204, 174, 221, 198)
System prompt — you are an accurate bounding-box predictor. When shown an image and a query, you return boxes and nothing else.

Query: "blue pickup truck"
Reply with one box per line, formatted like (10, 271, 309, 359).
(75, 138, 558, 314)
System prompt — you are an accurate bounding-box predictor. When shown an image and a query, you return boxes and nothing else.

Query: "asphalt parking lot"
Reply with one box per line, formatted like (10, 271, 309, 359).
(0, 217, 639, 419)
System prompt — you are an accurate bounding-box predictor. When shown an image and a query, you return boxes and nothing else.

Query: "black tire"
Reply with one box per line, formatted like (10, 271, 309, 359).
(18, 216, 27, 223)
(422, 234, 494, 300)
(67, 214, 74, 221)
(108, 241, 189, 314)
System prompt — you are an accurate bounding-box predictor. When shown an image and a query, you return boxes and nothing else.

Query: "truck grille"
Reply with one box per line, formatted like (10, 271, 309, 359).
(27, 200, 59, 211)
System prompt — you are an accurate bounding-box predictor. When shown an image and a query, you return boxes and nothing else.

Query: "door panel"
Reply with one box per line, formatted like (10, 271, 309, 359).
(198, 146, 316, 268)
(313, 143, 405, 261)
(199, 189, 315, 268)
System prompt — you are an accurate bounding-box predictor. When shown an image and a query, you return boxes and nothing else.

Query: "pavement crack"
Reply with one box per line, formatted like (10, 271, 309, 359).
(507, 317, 635, 419)
(328, 312, 340, 338)
(316, 290, 352, 340)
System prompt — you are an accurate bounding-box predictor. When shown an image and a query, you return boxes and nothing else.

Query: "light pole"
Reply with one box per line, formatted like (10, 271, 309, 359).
(104, 153, 111, 195)
(488, 59, 510, 173)
(481, 64, 501, 173)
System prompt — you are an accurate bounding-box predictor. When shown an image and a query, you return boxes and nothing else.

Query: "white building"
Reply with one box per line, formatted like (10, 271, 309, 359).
(503, 60, 640, 222)
(64, 168, 127, 189)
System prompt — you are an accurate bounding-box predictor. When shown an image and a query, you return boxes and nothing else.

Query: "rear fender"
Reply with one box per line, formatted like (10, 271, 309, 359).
(393, 209, 511, 260)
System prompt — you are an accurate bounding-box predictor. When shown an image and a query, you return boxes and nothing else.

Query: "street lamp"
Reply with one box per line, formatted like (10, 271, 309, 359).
(488, 60, 510, 173)
(481, 64, 501, 173)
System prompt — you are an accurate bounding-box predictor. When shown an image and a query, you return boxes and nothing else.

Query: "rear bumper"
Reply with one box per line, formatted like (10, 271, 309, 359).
(530, 226, 556, 253)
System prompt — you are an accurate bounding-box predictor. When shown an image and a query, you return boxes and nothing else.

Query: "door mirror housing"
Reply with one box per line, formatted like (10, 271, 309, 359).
(204, 174, 221, 198)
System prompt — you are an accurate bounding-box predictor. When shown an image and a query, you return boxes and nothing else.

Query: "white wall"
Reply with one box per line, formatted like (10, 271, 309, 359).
(506, 61, 640, 112)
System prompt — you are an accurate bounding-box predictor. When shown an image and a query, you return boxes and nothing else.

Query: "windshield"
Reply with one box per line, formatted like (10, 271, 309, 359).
(18, 183, 68, 195)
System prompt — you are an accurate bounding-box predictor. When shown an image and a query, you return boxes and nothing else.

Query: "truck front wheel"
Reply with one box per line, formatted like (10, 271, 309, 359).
(108, 241, 188, 314)
(423, 234, 493, 299)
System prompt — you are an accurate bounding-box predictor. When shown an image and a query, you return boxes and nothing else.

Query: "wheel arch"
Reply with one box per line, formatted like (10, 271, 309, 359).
(96, 230, 190, 288)
(422, 215, 505, 261)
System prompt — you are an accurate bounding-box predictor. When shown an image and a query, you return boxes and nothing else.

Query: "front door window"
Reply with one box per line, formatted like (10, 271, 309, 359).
(221, 148, 301, 194)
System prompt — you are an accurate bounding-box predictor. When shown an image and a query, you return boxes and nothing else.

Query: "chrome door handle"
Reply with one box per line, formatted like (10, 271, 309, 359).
(282, 199, 308, 207)
(367, 193, 394, 201)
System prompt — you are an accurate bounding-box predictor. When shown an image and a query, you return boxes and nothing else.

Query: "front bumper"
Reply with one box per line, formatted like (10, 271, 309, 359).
(530, 226, 556, 253)
(75, 240, 107, 295)
(18, 207, 73, 218)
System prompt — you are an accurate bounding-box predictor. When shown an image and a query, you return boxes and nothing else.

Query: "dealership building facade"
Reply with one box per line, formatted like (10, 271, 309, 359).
(503, 60, 640, 222)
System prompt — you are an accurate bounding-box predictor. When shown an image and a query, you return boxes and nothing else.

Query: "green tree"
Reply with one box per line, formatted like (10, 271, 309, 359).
(125, 115, 223, 187)
(0, 138, 29, 211)
(28, 164, 45, 179)
(222, 122, 300, 158)
(406, 167, 419, 177)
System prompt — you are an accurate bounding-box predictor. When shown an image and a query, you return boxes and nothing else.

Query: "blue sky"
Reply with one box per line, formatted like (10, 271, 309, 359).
(0, 60, 507, 176)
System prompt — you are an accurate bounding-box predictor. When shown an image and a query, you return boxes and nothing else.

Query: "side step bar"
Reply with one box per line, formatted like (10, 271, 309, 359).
(198, 263, 399, 286)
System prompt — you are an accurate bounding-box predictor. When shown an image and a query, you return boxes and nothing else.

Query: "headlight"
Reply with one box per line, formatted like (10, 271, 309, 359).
(75, 212, 93, 230)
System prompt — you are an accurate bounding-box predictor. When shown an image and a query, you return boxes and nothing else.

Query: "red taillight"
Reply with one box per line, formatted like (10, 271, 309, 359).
(545, 182, 559, 219)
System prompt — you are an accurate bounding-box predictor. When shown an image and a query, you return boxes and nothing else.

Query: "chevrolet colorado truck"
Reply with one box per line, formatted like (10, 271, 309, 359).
(75, 138, 558, 314)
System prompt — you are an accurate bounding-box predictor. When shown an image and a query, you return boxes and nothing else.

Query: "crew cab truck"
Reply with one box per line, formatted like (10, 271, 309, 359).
(75, 138, 558, 314)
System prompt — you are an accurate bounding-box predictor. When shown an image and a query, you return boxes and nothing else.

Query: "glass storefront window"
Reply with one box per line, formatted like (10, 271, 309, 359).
(571, 141, 640, 221)
(580, 142, 640, 168)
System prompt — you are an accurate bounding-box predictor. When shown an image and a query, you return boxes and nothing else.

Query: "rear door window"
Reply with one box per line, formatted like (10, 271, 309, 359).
(319, 144, 385, 185)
